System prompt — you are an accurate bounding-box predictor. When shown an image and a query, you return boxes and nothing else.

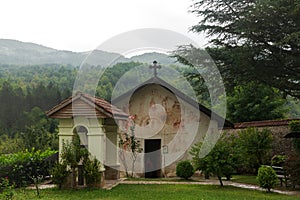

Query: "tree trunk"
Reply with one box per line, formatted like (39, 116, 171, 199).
(226, 174, 231, 181)
(218, 176, 224, 186)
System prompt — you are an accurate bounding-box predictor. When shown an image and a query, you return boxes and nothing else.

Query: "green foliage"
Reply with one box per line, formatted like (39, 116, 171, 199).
(176, 161, 194, 180)
(271, 155, 287, 166)
(51, 135, 103, 189)
(50, 162, 70, 189)
(189, 142, 210, 179)
(0, 79, 67, 137)
(288, 120, 300, 153)
(289, 120, 300, 132)
(189, 142, 203, 170)
(190, 0, 300, 98)
(21, 107, 58, 151)
(190, 135, 238, 186)
(227, 82, 287, 123)
(0, 149, 57, 187)
(167, 57, 211, 107)
(83, 157, 102, 187)
(236, 128, 273, 173)
(0, 177, 14, 200)
(119, 116, 143, 177)
(60, 134, 89, 188)
(0, 134, 25, 154)
(96, 62, 141, 100)
(190, 128, 274, 183)
(286, 97, 300, 118)
(0, 148, 57, 168)
(172, 45, 223, 108)
(257, 165, 278, 192)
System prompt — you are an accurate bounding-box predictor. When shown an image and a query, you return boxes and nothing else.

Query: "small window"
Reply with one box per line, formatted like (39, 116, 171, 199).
(73, 126, 88, 147)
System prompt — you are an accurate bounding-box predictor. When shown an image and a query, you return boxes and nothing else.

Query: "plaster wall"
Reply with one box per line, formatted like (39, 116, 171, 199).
(116, 84, 220, 177)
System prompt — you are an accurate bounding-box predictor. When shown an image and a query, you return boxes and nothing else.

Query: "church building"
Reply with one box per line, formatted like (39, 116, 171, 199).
(47, 62, 233, 184)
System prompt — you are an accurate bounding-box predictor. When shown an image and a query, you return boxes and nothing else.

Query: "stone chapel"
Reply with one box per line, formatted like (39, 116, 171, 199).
(47, 63, 233, 184)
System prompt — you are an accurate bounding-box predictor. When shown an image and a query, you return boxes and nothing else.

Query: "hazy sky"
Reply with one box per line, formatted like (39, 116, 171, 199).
(0, 0, 207, 52)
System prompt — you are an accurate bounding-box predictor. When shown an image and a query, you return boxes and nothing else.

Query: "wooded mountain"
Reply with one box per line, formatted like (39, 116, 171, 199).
(0, 39, 175, 66)
(130, 52, 177, 65)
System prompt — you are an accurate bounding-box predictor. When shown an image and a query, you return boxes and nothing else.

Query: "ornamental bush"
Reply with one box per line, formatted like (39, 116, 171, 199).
(257, 165, 278, 192)
(50, 162, 70, 189)
(176, 160, 194, 180)
(84, 157, 102, 187)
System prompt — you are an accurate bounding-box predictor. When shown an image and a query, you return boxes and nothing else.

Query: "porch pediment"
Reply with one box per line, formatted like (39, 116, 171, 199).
(46, 92, 128, 119)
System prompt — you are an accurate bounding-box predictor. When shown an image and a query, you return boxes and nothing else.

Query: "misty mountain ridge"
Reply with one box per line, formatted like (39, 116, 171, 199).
(0, 39, 177, 67)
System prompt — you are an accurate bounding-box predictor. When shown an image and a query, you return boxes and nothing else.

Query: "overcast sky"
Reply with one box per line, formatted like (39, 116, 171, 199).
(0, 0, 208, 52)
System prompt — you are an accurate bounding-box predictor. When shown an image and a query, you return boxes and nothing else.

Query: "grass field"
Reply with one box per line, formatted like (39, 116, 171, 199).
(13, 184, 300, 200)
(231, 175, 259, 185)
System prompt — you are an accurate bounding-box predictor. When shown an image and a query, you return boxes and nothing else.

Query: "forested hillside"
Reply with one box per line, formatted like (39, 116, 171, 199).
(0, 39, 129, 66)
(0, 39, 177, 66)
(0, 62, 142, 153)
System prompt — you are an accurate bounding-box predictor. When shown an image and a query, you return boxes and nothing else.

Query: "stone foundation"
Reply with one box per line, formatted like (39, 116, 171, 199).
(105, 165, 120, 180)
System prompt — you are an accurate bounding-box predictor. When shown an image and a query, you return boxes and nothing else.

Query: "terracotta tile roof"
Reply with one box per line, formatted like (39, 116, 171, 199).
(47, 92, 128, 119)
(234, 119, 300, 129)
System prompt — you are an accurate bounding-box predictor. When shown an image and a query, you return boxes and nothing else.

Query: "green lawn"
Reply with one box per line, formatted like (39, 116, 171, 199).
(13, 184, 300, 200)
(231, 175, 259, 185)
(126, 177, 202, 182)
(231, 175, 300, 191)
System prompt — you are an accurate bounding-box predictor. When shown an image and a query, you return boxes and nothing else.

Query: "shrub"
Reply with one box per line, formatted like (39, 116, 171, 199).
(50, 162, 70, 189)
(50, 137, 103, 189)
(257, 165, 278, 192)
(236, 128, 273, 173)
(0, 177, 14, 200)
(176, 161, 194, 180)
(189, 135, 239, 186)
(0, 149, 57, 187)
(271, 155, 287, 166)
(84, 157, 102, 187)
(289, 120, 300, 132)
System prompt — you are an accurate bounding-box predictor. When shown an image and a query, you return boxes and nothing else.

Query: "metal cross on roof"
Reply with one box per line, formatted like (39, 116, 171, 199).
(149, 60, 161, 77)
